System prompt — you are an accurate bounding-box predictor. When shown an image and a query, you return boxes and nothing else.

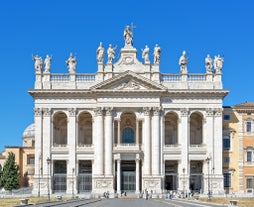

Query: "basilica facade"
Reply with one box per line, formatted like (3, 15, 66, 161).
(30, 27, 228, 196)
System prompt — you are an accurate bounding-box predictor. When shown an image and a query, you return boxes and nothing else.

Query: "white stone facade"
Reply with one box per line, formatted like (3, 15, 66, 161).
(30, 29, 228, 196)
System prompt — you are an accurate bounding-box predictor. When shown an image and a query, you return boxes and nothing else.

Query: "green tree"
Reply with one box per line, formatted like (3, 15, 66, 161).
(0, 164, 3, 188)
(2, 152, 20, 190)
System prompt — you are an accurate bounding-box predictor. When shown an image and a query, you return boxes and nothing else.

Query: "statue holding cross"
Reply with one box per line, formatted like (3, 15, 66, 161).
(124, 24, 135, 46)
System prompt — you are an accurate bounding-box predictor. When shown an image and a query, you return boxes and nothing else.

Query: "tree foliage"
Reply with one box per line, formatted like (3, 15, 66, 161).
(2, 152, 20, 190)
(0, 164, 3, 188)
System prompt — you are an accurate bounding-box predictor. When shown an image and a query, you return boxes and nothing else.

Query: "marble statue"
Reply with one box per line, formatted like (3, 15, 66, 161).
(142, 45, 150, 63)
(153, 44, 161, 64)
(205, 54, 213, 73)
(96, 42, 105, 63)
(214, 55, 224, 73)
(32, 55, 43, 73)
(107, 44, 116, 64)
(124, 25, 133, 46)
(179, 50, 188, 73)
(66, 53, 77, 73)
(44, 55, 52, 73)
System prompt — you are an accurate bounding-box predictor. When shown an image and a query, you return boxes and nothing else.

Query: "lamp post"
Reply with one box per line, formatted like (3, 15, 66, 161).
(46, 157, 51, 201)
(72, 168, 75, 199)
(206, 156, 211, 201)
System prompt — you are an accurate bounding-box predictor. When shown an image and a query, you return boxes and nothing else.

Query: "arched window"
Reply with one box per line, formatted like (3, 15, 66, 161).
(53, 112, 67, 146)
(78, 112, 92, 146)
(122, 127, 135, 143)
(190, 112, 203, 145)
(165, 112, 178, 145)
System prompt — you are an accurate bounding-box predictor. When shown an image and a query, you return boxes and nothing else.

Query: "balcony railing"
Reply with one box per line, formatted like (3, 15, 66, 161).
(113, 143, 141, 151)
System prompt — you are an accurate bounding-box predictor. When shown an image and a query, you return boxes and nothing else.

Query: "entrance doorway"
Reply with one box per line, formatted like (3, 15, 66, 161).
(121, 161, 136, 192)
(165, 161, 178, 190)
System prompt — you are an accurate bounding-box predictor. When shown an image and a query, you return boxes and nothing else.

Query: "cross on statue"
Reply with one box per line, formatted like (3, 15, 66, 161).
(130, 22, 136, 35)
(124, 23, 136, 46)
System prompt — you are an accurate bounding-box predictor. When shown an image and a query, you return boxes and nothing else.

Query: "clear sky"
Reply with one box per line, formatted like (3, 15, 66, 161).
(0, 0, 253, 151)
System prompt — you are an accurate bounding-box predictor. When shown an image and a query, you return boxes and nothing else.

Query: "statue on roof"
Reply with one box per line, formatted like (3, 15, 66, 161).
(205, 54, 213, 73)
(124, 25, 133, 46)
(214, 55, 224, 73)
(44, 54, 52, 73)
(107, 44, 116, 64)
(142, 45, 150, 63)
(179, 50, 188, 73)
(32, 54, 43, 73)
(66, 53, 77, 73)
(153, 44, 161, 64)
(96, 42, 105, 63)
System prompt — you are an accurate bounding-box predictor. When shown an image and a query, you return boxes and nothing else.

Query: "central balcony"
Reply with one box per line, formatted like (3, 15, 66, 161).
(113, 143, 142, 153)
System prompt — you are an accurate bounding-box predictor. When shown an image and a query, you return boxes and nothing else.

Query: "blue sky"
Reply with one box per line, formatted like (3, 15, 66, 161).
(0, 0, 253, 151)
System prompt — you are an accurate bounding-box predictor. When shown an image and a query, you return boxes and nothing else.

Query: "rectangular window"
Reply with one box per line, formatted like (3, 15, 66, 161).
(246, 121, 252, 132)
(224, 173, 231, 187)
(27, 156, 35, 165)
(247, 151, 252, 162)
(224, 157, 230, 163)
(246, 177, 253, 189)
(223, 136, 230, 150)
(223, 115, 230, 120)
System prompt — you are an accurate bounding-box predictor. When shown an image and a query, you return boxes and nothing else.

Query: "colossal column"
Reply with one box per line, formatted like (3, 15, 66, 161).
(67, 108, 77, 194)
(143, 107, 151, 175)
(93, 107, 104, 175)
(180, 108, 189, 191)
(105, 107, 113, 176)
(32, 108, 43, 195)
(152, 107, 160, 175)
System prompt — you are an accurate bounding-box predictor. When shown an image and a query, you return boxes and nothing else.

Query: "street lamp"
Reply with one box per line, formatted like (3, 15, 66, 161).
(46, 157, 51, 201)
(206, 156, 211, 201)
(72, 168, 75, 199)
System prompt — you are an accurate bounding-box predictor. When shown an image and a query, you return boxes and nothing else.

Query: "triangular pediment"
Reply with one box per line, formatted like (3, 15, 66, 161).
(90, 70, 167, 91)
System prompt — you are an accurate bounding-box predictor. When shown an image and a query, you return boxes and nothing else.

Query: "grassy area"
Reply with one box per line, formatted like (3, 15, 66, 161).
(0, 197, 58, 207)
(199, 197, 254, 207)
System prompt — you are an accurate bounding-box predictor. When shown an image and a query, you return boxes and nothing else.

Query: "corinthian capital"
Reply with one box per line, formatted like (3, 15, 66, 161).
(143, 107, 151, 116)
(94, 107, 103, 116)
(34, 108, 42, 116)
(105, 107, 113, 116)
(153, 107, 161, 116)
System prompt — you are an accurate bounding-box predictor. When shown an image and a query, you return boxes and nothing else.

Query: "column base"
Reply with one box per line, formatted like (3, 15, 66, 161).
(92, 176, 114, 195)
(143, 176, 162, 194)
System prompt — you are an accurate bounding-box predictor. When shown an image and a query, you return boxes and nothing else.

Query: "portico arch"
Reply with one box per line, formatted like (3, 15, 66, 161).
(190, 112, 203, 145)
(165, 112, 178, 145)
(53, 111, 67, 146)
(78, 111, 92, 146)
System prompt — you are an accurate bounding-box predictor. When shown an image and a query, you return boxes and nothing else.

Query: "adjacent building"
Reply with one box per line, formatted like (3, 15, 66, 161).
(0, 123, 35, 187)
